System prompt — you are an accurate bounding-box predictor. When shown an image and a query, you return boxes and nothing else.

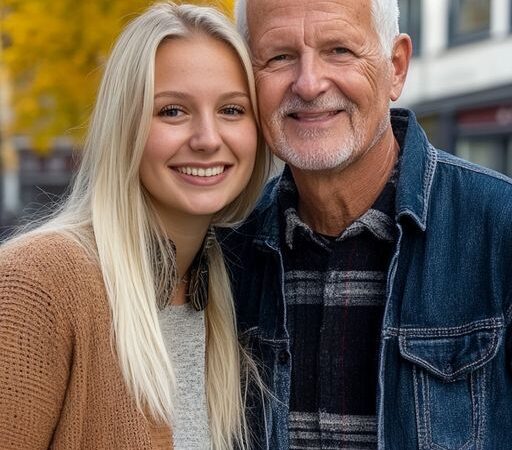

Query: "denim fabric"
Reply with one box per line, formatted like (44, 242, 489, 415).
(219, 109, 512, 450)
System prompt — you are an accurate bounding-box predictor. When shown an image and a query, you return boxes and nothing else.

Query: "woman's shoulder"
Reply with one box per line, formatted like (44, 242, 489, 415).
(0, 231, 104, 310)
(0, 230, 95, 272)
(0, 231, 109, 447)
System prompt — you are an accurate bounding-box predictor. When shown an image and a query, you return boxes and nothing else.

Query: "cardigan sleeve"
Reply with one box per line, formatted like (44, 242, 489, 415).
(0, 248, 72, 450)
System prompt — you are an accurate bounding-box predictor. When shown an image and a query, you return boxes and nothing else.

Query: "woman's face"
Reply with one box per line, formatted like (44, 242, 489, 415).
(140, 34, 257, 226)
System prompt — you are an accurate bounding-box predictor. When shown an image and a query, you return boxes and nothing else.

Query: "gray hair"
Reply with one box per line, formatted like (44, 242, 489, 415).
(235, 0, 400, 57)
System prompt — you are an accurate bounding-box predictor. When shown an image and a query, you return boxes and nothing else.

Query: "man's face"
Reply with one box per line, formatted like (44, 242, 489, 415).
(247, 0, 402, 172)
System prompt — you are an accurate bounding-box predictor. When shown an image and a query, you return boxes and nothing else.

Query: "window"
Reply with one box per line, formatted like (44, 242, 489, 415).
(455, 105, 512, 176)
(418, 114, 443, 149)
(398, 0, 422, 55)
(508, 139, 512, 175)
(456, 136, 512, 176)
(449, 0, 491, 46)
(510, 0, 512, 35)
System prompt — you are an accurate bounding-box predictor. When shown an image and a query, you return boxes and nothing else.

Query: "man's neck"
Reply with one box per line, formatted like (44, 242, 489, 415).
(290, 130, 399, 236)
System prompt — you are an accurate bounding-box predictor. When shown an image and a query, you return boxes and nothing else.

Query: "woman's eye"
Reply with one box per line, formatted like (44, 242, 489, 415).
(158, 105, 184, 117)
(221, 105, 245, 116)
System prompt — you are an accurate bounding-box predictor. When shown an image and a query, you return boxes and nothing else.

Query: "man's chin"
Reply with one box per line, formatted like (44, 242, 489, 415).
(275, 147, 354, 172)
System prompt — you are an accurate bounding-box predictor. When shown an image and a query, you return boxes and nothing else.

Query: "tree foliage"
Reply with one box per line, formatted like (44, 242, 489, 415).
(1, 0, 234, 153)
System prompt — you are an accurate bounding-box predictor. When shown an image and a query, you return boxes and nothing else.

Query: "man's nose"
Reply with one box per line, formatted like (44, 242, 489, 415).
(291, 53, 330, 102)
(189, 116, 222, 153)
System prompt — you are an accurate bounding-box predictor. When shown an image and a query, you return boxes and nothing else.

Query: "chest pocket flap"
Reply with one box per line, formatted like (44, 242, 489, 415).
(398, 317, 504, 382)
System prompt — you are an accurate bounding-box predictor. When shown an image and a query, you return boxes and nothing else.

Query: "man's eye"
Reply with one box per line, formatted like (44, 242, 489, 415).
(269, 54, 289, 63)
(158, 106, 184, 117)
(332, 47, 349, 55)
(221, 105, 245, 116)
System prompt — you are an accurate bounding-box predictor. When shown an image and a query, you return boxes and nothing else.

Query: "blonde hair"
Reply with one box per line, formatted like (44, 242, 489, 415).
(11, 2, 270, 449)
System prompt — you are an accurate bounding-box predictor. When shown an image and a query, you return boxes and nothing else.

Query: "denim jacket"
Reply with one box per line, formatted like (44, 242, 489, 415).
(219, 109, 512, 450)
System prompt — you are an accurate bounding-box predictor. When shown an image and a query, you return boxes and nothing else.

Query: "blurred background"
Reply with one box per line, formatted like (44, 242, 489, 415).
(0, 0, 233, 237)
(396, 0, 512, 178)
(0, 0, 511, 237)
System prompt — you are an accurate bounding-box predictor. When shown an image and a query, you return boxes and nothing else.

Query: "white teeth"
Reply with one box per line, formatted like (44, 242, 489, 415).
(176, 165, 225, 177)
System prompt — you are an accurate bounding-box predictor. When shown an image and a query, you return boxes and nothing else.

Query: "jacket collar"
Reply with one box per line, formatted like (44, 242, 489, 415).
(252, 108, 436, 248)
(393, 108, 437, 231)
(251, 174, 283, 250)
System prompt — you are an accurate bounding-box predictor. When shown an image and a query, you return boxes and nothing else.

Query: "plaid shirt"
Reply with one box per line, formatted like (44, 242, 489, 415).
(279, 164, 398, 449)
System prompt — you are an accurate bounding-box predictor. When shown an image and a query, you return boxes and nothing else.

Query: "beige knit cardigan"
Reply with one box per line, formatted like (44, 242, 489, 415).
(0, 232, 173, 449)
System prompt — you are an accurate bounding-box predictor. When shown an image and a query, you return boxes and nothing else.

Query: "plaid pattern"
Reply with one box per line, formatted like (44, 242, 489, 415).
(279, 165, 398, 449)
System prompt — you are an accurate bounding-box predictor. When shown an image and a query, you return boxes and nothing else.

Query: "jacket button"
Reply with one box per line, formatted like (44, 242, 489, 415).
(278, 350, 289, 364)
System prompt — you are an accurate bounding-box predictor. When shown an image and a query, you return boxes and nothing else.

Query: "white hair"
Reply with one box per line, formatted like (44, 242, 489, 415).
(235, 0, 400, 57)
(371, 0, 400, 57)
(7, 3, 270, 449)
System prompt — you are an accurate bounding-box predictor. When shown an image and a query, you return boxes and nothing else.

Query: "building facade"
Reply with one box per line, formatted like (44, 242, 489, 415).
(397, 0, 512, 176)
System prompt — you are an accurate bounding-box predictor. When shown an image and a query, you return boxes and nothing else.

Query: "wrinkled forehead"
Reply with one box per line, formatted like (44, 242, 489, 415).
(246, 0, 374, 41)
(246, 0, 375, 50)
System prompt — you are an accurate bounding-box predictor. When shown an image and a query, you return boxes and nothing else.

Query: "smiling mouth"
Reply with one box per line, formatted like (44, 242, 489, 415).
(174, 165, 226, 177)
(288, 110, 342, 120)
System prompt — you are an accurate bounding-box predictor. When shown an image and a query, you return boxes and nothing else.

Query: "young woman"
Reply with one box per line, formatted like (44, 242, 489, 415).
(0, 3, 269, 449)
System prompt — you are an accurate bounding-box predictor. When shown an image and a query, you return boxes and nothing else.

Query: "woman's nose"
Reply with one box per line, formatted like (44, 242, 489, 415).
(189, 116, 222, 153)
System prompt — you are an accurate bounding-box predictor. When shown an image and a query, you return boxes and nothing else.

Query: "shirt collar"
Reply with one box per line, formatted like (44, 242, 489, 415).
(279, 157, 399, 251)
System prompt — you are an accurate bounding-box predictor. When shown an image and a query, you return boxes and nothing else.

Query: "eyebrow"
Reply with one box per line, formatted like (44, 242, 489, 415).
(154, 91, 250, 101)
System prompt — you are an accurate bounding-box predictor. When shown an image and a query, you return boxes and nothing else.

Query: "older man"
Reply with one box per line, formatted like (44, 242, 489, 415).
(220, 0, 512, 449)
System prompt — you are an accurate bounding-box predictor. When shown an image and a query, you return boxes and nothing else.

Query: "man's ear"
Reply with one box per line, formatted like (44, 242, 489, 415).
(389, 33, 413, 101)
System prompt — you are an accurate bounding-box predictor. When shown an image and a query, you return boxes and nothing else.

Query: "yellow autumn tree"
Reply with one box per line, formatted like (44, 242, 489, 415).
(1, 0, 234, 154)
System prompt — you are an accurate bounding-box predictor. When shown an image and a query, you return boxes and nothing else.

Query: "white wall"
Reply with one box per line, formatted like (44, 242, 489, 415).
(397, 0, 512, 107)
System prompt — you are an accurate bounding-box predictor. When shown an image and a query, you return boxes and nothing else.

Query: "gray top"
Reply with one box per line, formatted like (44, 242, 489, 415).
(158, 302, 210, 450)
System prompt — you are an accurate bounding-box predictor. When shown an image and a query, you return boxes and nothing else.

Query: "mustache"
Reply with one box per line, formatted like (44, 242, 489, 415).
(275, 94, 355, 117)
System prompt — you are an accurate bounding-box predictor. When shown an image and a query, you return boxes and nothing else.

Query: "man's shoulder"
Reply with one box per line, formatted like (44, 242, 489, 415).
(221, 174, 280, 233)
(434, 148, 512, 204)
(424, 148, 512, 235)
(252, 174, 281, 216)
(436, 149, 512, 186)
(217, 175, 283, 272)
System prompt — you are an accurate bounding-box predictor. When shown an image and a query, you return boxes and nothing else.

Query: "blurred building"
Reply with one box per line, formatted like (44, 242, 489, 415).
(397, 0, 512, 176)
(0, 134, 75, 237)
(0, 47, 19, 234)
(0, 69, 75, 234)
(2, 0, 512, 234)
(1, 46, 75, 234)
(14, 136, 75, 213)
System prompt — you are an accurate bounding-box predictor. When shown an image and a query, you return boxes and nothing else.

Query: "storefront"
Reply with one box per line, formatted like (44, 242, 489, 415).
(411, 83, 512, 177)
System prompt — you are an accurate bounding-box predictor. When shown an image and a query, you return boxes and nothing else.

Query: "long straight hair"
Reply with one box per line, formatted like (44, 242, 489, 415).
(15, 3, 270, 449)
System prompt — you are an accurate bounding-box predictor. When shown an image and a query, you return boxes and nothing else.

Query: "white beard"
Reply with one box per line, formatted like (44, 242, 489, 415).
(268, 94, 390, 171)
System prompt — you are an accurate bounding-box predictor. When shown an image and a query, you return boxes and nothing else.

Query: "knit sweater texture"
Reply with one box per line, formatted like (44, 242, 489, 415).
(0, 232, 173, 449)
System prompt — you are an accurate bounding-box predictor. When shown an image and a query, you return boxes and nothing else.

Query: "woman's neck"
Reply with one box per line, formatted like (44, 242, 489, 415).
(160, 214, 211, 305)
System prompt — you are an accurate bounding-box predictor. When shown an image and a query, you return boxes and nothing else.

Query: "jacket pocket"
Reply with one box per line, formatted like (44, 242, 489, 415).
(398, 317, 504, 450)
